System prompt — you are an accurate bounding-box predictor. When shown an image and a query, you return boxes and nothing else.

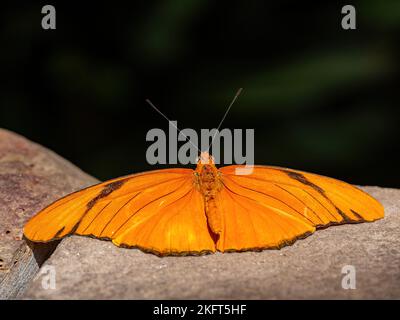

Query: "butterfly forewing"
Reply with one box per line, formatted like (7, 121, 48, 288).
(24, 161, 384, 255)
(24, 168, 215, 255)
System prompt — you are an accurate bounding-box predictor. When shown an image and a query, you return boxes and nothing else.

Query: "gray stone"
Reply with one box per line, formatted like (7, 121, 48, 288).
(0, 129, 98, 299)
(1, 128, 399, 299)
(23, 186, 400, 299)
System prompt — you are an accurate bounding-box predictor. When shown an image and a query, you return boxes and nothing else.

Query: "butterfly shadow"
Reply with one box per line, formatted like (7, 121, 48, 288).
(24, 236, 61, 267)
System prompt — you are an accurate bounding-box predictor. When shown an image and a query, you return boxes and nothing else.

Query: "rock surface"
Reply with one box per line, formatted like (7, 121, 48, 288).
(1, 129, 399, 299)
(24, 192, 400, 298)
(0, 129, 98, 299)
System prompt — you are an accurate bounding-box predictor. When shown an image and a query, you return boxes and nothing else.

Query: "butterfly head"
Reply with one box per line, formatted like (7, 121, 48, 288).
(196, 151, 215, 165)
(195, 152, 218, 175)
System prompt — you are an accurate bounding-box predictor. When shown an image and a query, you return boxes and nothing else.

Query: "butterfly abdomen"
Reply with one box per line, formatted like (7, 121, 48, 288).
(205, 196, 222, 234)
(198, 164, 223, 235)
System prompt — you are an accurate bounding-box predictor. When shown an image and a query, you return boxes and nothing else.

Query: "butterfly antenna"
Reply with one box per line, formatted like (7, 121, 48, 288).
(206, 88, 243, 154)
(145, 99, 201, 153)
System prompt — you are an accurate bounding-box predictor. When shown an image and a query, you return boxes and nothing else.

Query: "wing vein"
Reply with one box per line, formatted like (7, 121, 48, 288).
(99, 192, 142, 237)
(223, 176, 315, 225)
(81, 201, 112, 234)
(221, 181, 304, 236)
(274, 184, 325, 224)
(113, 179, 191, 236)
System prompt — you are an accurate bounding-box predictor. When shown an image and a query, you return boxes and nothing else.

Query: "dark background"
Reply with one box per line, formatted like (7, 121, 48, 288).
(1, 1, 399, 187)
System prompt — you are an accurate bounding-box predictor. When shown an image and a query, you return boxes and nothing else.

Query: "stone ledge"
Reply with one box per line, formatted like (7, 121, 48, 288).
(0, 129, 98, 299)
(1, 128, 399, 299)
(23, 188, 400, 299)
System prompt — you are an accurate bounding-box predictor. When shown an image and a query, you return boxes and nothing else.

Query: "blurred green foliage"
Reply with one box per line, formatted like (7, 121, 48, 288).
(0, 1, 399, 186)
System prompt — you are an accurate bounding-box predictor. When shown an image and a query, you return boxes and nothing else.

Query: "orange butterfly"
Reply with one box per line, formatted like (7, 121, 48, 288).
(24, 152, 384, 256)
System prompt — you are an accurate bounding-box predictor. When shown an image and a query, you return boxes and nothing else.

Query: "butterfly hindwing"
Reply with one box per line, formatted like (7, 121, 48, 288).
(111, 178, 215, 255)
(216, 165, 384, 252)
(24, 168, 215, 255)
(24, 160, 384, 255)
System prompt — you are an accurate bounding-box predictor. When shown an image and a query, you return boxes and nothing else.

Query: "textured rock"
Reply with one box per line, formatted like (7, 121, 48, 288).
(1, 128, 399, 299)
(23, 186, 400, 299)
(0, 129, 98, 299)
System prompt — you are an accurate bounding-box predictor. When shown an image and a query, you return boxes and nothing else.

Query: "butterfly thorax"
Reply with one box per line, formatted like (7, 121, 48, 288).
(198, 165, 221, 196)
(195, 152, 222, 196)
